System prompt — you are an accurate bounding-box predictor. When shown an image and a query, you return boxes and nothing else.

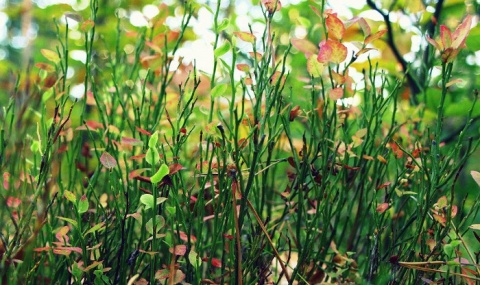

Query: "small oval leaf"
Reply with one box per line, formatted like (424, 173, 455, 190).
(151, 164, 169, 184)
(100, 152, 117, 169)
(211, 84, 228, 98)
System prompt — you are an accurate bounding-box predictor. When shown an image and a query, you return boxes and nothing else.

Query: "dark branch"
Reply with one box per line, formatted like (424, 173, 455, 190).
(366, 0, 422, 100)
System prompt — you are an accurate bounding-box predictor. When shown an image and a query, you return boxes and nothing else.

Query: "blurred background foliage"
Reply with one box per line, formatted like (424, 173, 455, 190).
(0, 0, 479, 194)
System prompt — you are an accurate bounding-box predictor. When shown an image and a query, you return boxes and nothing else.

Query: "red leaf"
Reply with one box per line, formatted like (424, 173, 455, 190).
(100, 152, 117, 169)
(129, 168, 148, 179)
(85, 120, 104, 130)
(130, 154, 146, 160)
(179, 231, 197, 242)
(169, 245, 187, 256)
(34, 246, 52, 252)
(376, 203, 389, 213)
(6, 197, 21, 207)
(376, 181, 392, 190)
(121, 137, 143, 146)
(236, 63, 250, 72)
(136, 126, 152, 136)
(169, 163, 183, 175)
(211, 258, 222, 268)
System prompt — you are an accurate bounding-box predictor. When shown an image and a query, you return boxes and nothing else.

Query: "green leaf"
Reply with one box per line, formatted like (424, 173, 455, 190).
(211, 84, 228, 99)
(84, 222, 105, 237)
(145, 215, 165, 234)
(64, 190, 77, 204)
(217, 18, 229, 31)
(148, 131, 159, 148)
(41, 49, 61, 64)
(140, 194, 155, 210)
(151, 164, 169, 184)
(78, 195, 89, 214)
(214, 41, 231, 58)
(146, 147, 159, 166)
(57, 216, 78, 228)
(466, 25, 480, 51)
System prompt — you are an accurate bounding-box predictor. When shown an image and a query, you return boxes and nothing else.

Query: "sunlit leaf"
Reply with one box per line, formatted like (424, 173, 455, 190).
(151, 164, 169, 184)
(211, 83, 228, 98)
(234, 31, 256, 43)
(364, 29, 387, 45)
(307, 55, 325, 77)
(140, 194, 155, 210)
(326, 13, 345, 40)
(100, 152, 117, 169)
(469, 224, 480, 230)
(452, 15, 472, 49)
(318, 39, 347, 64)
(214, 41, 231, 58)
(57, 216, 78, 228)
(329, 87, 343, 100)
(64, 190, 77, 203)
(217, 18, 229, 31)
(440, 25, 452, 50)
(146, 148, 159, 166)
(471, 171, 480, 187)
(291, 38, 318, 57)
(80, 20, 95, 33)
(41, 49, 61, 64)
(236, 63, 250, 72)
(148, 131, 159, 148)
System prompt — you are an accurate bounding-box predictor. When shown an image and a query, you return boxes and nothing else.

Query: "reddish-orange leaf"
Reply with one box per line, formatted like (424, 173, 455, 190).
(326, 13, 345, 40)
(100, 152, 117, 169)
(80, 20, 95, 33)
(234, 31, 256, 43)
(289, 106, 301, 121)
(248, 51, 263, 60)
(169, 245, 187, 256)
(121, 137, 143, 146)
(355, 48, 376, 58)
(34, 246, 52, 252)
(130, 154, 146, 161)
(35, 62, 55, 73)
(169, 163, 183, 175)
(129, 168, 148, 179)
(329, 87, 343, 100)
(236, 63, 250, 72)
(3, 172, 10, 190)
(179, 231, 197, 242)
(85, 120, 104, 130)
(211, 258, 222, 268)
(376, 181, 391, 190)
(376, 203, 389, 213)
(365, 29, 387, 45)
(136, 126, 152, 136)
